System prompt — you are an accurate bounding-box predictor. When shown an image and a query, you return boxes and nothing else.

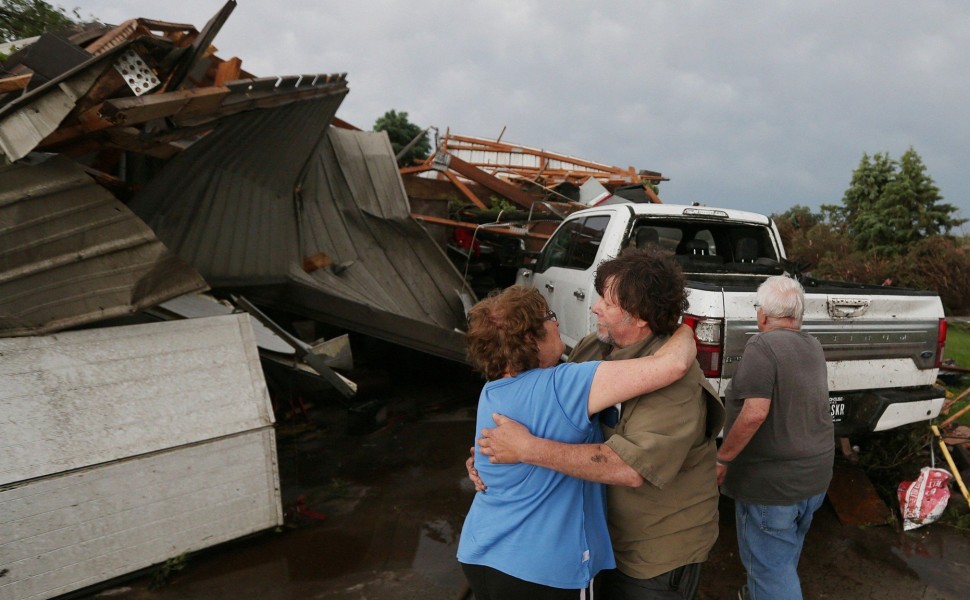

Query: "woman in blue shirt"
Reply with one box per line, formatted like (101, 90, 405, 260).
(457, 286, 695, 599)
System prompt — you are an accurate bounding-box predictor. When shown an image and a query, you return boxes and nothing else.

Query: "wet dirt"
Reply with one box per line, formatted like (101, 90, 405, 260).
(82, 347, 969, 600)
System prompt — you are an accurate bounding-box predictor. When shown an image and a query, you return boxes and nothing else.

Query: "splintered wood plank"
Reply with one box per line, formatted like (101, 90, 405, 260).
(172, 85, 230, 123)
(0, 73, 31, 92)
(214, 57, 242, 86)
(100, 90, 193, 125)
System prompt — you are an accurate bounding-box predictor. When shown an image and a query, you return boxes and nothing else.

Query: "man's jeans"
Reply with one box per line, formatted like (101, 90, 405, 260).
(734, 492, 826, 600)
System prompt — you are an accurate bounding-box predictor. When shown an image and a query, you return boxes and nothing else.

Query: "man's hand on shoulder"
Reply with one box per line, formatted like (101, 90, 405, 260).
(478, 413, 535, 464)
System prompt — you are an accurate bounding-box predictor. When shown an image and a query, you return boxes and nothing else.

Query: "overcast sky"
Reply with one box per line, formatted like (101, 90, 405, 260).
(65, 0, 969, 230)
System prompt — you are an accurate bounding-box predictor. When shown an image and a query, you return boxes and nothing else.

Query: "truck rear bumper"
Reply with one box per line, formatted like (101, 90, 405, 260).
(831, 386, 945, 436)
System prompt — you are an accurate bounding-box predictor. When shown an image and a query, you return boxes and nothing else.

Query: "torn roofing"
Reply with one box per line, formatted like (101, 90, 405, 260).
(0, 154, 208, 337)
(129, 91, 349, 285)
(0, 39, 132, 165)
(129, 100, 471, 362)
(284, 126, 470, 362)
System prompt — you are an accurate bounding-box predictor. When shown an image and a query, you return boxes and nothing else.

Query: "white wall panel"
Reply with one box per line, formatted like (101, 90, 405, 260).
(0, 315, 282, 600)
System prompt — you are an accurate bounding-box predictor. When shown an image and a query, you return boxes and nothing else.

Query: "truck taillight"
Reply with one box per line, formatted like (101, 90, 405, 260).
(935, 318, 947, 369)
(452, 228, 480, 258)
(682, 314, 723, 378)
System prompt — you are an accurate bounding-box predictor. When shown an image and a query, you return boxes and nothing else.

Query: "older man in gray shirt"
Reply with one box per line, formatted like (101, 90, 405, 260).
(716, 275, 834, 600)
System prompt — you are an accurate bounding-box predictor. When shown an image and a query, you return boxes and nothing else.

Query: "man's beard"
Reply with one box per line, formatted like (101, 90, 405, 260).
(596, 330, 616, 345)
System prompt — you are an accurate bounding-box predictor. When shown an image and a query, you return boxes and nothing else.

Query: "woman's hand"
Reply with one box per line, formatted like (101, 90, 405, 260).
(465, 446, 487, 491)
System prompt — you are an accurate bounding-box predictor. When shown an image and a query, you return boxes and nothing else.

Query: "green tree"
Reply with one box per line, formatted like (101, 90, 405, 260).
(373, 109, 431, 167)
(833, 148, 965, 256)
(0, 0, 79, 43)
(774, 204, 855, 275)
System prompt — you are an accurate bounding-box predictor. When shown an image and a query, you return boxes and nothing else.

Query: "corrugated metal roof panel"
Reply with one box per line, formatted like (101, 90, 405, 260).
(130, 92, 348, 284)
(129, 96, 471, 361)
(299, 127, 467, 328)
(286, 127, 471, 360)
(0, 155, 208, 336)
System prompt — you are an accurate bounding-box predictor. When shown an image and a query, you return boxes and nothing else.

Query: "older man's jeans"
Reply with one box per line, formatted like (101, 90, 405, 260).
(734, 492, 826, 600)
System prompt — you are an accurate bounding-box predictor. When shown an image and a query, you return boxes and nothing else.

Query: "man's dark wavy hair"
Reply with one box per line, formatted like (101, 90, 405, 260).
(593, 249, 688, 336)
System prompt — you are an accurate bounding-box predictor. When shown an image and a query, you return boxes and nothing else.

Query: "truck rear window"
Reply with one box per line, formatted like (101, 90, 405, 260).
(628, 220, 780, 273)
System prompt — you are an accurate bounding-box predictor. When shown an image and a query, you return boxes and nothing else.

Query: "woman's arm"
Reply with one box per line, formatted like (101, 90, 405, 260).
(586, 324, 696, 416)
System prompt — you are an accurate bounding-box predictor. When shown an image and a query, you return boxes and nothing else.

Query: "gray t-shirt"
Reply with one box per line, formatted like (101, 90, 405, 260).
(722, 328, 834, 504)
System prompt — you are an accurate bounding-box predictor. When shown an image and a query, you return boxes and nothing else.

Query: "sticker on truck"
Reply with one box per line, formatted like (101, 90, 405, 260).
(829, 396, 846, 422)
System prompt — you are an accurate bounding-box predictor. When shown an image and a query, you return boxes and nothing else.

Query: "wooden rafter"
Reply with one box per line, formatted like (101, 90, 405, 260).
(439, 132, 666, 188)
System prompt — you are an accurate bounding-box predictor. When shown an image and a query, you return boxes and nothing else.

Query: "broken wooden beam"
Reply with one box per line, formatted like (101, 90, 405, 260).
(0, 73, 31, 92)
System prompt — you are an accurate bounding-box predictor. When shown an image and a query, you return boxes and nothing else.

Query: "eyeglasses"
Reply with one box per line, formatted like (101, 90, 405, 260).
(544, 309, 558, 322)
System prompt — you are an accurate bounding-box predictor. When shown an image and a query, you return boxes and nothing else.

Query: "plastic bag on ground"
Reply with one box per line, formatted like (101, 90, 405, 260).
(897, 467, 952, 531)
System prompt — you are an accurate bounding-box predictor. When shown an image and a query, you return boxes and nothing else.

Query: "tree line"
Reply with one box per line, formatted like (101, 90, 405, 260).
(774, 148, 968, 314)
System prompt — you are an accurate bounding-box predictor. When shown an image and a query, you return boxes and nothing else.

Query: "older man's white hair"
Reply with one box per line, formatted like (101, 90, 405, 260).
(757, 275, 805, 323)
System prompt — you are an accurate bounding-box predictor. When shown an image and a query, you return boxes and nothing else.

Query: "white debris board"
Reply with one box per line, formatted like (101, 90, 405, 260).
(0, 314, 282, 600)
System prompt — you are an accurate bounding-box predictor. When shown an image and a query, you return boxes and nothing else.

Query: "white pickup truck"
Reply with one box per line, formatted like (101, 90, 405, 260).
(515, 202, 948, 437)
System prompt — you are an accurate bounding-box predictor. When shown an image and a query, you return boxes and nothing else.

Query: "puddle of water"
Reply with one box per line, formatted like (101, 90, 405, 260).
(413, 519, 466, 590)
(890, 529, 970, 597)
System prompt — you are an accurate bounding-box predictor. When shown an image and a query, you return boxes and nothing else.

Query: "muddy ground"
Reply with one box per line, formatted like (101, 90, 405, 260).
(82, 345, 969, 600)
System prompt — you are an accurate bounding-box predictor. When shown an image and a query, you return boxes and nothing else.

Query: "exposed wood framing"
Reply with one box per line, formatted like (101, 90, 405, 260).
(411, 213, 552, 241)
(214, 56, 243, 85)
(440, 132, 667, 189)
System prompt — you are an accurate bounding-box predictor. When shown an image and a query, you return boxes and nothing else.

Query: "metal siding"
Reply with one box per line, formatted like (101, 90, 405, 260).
(0, 314, 280, 600)
(0, 156, 208, 337)
(298, 128, 468, 328)
(128, 96, 470, 360)
(129, 93, 348, 283)
(0, 429, 281, 600)
(0, 314, 273, 486)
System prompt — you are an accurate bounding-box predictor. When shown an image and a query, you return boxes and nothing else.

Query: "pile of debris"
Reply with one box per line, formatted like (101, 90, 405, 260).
(0, 3, 463, 599)
(0, 0, 470, 366)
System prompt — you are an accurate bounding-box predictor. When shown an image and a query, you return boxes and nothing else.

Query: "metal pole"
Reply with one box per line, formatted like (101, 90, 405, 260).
(931, 425, 970, 508)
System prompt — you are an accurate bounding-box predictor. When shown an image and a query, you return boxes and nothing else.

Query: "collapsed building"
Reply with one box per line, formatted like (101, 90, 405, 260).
(0, 3, 666, 598)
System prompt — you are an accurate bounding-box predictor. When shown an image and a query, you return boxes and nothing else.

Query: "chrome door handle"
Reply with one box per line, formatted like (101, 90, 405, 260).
(545, 283, 555, 292)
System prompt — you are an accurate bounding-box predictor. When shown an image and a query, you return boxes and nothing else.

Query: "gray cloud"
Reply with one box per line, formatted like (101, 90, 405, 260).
(65, 0, 970, 229)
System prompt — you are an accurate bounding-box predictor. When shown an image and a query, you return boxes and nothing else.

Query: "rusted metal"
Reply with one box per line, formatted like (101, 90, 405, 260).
(826, 461, 894, 526)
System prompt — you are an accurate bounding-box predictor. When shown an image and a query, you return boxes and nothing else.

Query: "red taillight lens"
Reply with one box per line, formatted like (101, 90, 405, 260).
(453, 228, 480, 258)
(682, 314, 724, 378)
(935, 318, 947, 369)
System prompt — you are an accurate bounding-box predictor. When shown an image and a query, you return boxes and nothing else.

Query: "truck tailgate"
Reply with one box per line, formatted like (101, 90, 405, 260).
(721, 286, 944, 392)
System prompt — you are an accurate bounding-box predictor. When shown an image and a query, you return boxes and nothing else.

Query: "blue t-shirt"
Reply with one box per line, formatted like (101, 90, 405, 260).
(457, 360, 614, 589)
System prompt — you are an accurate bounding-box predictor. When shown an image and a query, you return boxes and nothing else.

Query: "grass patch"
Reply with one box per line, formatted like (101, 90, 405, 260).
(944, 320, 970, 368)
(943, 320, 970, 427)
